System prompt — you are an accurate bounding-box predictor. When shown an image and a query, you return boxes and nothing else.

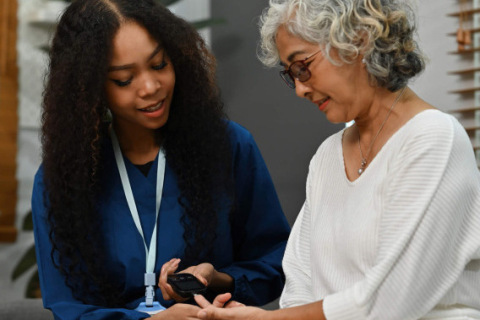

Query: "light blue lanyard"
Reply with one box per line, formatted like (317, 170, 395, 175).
(109, 126, 165, 275)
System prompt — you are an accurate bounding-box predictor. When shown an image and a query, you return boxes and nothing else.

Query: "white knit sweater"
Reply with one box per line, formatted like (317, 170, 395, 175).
(280, 110, 480, 319)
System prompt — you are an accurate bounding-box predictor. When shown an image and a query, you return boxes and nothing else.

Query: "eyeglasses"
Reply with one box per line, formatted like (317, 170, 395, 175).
(279, 49, 322, 89)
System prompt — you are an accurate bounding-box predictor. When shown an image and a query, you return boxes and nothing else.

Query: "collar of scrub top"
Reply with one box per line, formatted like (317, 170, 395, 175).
(109, 125, 166, 307)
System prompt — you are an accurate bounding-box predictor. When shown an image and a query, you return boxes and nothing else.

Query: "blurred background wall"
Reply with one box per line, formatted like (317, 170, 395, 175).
(0, 0, 459, 305)
(212, 0, 341, 225)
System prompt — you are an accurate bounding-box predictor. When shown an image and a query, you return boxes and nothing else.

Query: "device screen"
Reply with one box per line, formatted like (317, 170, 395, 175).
(167, 273, 206, 294)
(175, 278, 204, 290)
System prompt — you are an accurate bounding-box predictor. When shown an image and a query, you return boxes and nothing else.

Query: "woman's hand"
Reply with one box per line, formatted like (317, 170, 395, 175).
(183, 263, 234, 292)
(180, 262, 215, 287)
(159, 259, 234, 303)
(194, 294, 265, 320)
(197, 292, 245, 309)
(158, 260, 218, 302)
(148, 303, 201, 320)
(158, 258, 188, 302)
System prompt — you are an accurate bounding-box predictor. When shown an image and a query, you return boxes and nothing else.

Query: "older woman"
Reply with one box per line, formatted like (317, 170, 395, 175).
(195, 0, 480, 319)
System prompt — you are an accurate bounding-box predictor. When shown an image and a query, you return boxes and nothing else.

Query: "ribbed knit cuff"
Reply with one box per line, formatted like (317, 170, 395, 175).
(323, 286, 367, 320)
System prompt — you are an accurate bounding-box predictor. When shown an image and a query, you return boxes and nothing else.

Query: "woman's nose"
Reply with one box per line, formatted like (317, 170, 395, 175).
(294, 80, 312, 99)
(138, 73, 160, 97)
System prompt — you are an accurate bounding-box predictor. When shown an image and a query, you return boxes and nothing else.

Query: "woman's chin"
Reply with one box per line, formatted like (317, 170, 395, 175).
(324, 112, 347, 124)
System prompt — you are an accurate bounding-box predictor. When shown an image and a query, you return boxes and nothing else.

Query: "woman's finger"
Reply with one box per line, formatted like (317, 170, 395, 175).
(197, 306, 232, 320)
(212, 292, 232, 308)
(159, 258, 180, 283)
(158, 258, 181, 300)
(195, 274, 208, 286)
(225, 300, 245, 308)
(165, 284, 187, 302)
(195, 292, 233, 309)
(194, 294, 212, 308)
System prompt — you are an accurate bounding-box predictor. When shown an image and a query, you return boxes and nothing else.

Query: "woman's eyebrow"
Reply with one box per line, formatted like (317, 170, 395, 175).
(108, 63, 134, 72)
(287, 50, 306, 62)
(147, 45, 163, 61)
(279, 50, 307, 67)
(108, 45, 163, 72)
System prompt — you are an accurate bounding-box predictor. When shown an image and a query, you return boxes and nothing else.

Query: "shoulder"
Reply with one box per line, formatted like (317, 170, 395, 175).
(387, 109, 477, 178)
(224, 120, 259, 155)
(32, 165, 48, 218)
(415, 110, 479, 172)
(301, 129, 344, 181)
(310, 129, 344, 164)
(33, 164, 45, 190)
(400, 109, 468, 152)
(225, 120, 255, 144)
(407, 109, 455, 129)
(223, 120, 268, 170)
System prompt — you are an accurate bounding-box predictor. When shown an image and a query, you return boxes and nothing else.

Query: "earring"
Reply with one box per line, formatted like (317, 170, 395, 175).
(361, 58, 367, 64)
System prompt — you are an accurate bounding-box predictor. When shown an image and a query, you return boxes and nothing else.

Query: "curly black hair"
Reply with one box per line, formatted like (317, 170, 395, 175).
(41, 0, 232, 306)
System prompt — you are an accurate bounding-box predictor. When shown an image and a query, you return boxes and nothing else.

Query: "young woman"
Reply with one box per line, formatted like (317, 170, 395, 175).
(196, 0, 480, 319)
(32, 0, 290, 319)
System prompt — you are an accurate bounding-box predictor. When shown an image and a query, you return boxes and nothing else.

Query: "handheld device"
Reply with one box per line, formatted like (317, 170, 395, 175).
(167, 273, 207, 298)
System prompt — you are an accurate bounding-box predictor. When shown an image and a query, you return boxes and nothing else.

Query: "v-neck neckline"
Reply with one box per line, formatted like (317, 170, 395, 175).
(339, 109, 440, 184)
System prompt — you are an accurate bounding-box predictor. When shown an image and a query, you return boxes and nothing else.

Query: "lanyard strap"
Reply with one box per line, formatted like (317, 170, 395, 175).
(109, 126, 166, 274)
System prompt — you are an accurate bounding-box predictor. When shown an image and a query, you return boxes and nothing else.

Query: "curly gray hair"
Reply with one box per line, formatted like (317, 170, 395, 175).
(258, 0, 425, 91)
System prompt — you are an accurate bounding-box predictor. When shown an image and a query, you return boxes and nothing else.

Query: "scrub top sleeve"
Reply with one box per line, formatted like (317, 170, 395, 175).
(31, 166, 149, 320)
(219, 123, 290, 306)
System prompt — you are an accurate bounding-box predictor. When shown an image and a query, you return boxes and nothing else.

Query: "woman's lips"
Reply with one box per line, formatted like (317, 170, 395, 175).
(316, 97, 330, 111)
(140, 100, 163, 113)
(138, 100, 166, 119)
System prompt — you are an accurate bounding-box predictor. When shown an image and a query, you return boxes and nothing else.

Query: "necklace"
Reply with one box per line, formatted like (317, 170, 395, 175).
(357, 87, 406, 176)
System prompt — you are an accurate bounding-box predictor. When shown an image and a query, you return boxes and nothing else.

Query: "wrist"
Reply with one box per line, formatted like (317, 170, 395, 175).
(209, 269, 234, 292)
(269, 300, 326, 320)
(260, 309, 275, 320)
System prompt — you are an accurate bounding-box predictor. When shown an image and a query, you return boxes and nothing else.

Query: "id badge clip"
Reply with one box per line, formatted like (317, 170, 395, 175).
(135, 273, 166, 315)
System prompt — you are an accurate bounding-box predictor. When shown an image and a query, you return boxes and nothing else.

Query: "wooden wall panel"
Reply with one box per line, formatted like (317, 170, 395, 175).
(0, 0, 18, 242)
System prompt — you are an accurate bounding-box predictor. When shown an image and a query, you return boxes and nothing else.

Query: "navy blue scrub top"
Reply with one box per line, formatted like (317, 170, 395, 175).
(32, 121, 290, 320)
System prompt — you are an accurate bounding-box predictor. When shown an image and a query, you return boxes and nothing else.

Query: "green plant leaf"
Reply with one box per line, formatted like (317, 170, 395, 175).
(11, 245, 37, 281)
(192, 18, 227, 30)
(22, 210, 33, 231)
(25, 270, 41, 298)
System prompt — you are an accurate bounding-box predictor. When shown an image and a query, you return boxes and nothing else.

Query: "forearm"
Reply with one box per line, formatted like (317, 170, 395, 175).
(210, 270, 234, 292)
(267, 301, 325, 320)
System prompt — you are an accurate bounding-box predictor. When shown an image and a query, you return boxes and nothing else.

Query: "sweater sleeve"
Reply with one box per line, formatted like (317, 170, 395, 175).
(32, 167, 150, 320)
(323, 115, 480, 319)
(217, 123, 291, 306)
